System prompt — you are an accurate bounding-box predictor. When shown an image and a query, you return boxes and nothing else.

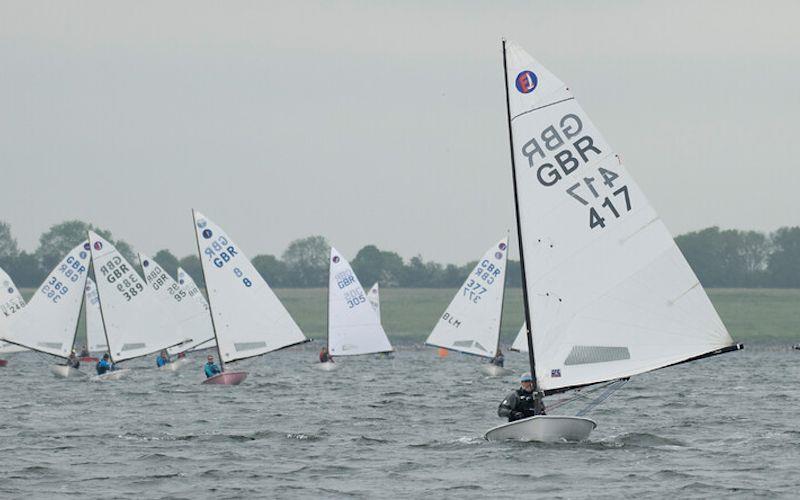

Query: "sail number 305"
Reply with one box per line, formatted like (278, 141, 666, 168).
(565, 167, 632, 229)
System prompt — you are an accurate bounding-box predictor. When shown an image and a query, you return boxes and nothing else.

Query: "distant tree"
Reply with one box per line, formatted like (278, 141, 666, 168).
(252, 254, 288, 287)
(442, 263, 466, 288)
(767, 227, 800, 287)
(6, 251, 45, 288)
(675, 227, 769, 287)
(351, 245, 383, 287)
(153, 249, 180, 279)
(0, 221, 19, 263)
(282, 236, 329, 287)
(178, 255, 205, 288)
(35, 220, 135, 272)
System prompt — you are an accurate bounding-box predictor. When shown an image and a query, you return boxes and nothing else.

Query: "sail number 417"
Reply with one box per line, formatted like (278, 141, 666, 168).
(565, 167, 632, 229)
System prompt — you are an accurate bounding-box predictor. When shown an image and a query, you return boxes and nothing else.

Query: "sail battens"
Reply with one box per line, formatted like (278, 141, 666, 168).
(511, 97, 575, 122)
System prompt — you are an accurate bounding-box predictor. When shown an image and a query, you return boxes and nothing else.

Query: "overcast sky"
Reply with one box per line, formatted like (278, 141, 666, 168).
(1, 1, 798, 263)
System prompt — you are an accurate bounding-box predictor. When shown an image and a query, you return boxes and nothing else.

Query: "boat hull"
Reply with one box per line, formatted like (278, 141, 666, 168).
(484, 415, 596, 443)
(91, 369, 131, 382)
(80, 356, 99, 363)
(50, 365, 86, 378)
(315, 361, 339, 371)
(480, 364, 512, 377)
(201, 371, 248, 385)
(0, 359, 7, 367)
(158, 357, 191, 372)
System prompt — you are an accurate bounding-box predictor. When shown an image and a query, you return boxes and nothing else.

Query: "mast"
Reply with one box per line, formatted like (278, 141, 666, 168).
(90, 250, 116, 364)
(495, 232, 510, 355)
(325, 255, 331, 354)
(502, 39, 538, 390)
(192, 209, 225, 372)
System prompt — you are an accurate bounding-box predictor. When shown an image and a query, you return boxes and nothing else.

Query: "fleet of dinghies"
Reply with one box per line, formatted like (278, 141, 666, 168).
(0, 40, 747, 444)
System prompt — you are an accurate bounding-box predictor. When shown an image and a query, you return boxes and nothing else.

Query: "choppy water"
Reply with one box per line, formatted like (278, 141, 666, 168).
(1, 341, 798, 499)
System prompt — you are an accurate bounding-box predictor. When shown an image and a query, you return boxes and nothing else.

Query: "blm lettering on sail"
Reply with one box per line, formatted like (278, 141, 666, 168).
(504, 41, 739, 394)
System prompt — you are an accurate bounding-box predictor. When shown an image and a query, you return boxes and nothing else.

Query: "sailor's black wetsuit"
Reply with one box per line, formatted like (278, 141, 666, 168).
(498, 388, 546, 422)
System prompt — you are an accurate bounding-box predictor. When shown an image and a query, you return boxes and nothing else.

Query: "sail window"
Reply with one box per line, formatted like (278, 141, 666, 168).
(121, 343, 146, 351)
(234, 341, 267, 352)
(564, 346, 630, 365)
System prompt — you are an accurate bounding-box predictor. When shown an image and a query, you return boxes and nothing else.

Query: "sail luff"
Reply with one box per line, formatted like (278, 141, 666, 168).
(502, 39, 539, 386)
(191, 209, 225, 371)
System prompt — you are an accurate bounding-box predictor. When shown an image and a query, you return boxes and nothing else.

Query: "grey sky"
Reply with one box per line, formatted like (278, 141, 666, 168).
(1, 1, 798, 264)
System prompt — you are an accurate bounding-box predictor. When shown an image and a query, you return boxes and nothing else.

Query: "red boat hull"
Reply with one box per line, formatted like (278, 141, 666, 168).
(80, 357, 99, 363)
(0, 359, 7, 367)
(201, 371, 248, 385)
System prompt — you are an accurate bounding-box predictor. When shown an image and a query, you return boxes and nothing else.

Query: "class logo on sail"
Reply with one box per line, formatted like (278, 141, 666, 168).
(516, 70, 538, 94)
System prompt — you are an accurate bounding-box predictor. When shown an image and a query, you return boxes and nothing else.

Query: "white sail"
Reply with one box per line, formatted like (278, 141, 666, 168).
(192, 210, 307, 364)
(510, 323, 527, 353)
(177, 266, 210, 314)
(139, 253, 215, 353)
(505, 41, 737, 392)
(0, 265, 28, 354)
(366, 282, 380, 322)
(84, 277, 108, 352)
(328, 248, 392, 356)
(425, 238, 509, 358)
(89, 232, 188, 362)
(0, 242, 90, 358)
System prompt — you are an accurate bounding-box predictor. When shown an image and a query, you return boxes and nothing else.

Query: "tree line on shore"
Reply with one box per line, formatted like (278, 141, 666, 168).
(1, 220, 799, 289)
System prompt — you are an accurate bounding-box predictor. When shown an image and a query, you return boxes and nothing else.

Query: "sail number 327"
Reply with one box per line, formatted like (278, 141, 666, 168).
(565, 166, 632, 229)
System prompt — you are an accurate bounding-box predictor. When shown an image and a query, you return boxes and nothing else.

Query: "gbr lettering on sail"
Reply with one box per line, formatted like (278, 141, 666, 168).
(518, 107, 632, 231)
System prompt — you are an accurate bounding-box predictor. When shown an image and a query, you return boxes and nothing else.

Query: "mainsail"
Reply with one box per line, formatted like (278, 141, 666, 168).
(366, 282, 381, 322)
(84, 277, 108, 353)
(139, 253, 215, 353)
(0, 242, 90, 358)
(89, 232, 188, 362)
(177, 266, 210, 314)
(328, 248, 392, 356)
(0, 265, 27, 354)
(425, 238, 509, 358)
(192, 210, 307, 365)
(503, 41, 740, 394)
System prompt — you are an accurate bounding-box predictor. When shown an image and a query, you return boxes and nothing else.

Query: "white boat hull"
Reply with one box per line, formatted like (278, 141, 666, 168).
(480, 364, 512, 377)
(315, 361, 339, 371)
(484, 415, 596, 443)
(159, 357, 191, 371)
(50, 365, 86, 379)
(91, 368, 131, 382)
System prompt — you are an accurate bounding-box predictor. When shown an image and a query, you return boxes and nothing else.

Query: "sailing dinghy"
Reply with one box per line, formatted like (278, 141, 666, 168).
(0, 265, 28, 364)
(139, 253, 215, 370)
(484, 40, 742, 443)
(425, 238, 511, 377)
(193, 210, 309, 385)
(321, 247, 393, 370)
(88, 232, 191, 381)
(0, 242, 90, 378)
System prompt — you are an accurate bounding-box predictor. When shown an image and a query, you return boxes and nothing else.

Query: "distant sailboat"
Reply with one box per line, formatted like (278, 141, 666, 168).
(139, 253, 215, 365)
(192, 210, 309, 385)
(322, 247, 392, 369)
(0, 242, 90, 377)
(0, 265, 28, 360)
(81, 277, 107, 361)
(366, 283, 380, 322)
(88, 232, 190, 380)
(425, 238, 510, 376)
(484, 40, 742, 442)
(177, 266, 211, 316)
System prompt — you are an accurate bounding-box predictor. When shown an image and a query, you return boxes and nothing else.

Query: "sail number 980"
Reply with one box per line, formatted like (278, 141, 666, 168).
(564, 166, 632, 229)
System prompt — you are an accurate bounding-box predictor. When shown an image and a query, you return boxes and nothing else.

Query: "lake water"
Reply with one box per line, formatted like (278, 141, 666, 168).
(1, 341, 798, 499)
